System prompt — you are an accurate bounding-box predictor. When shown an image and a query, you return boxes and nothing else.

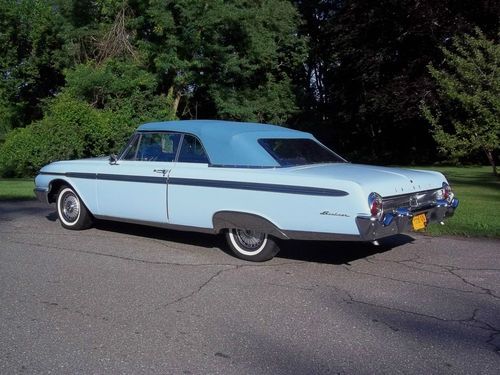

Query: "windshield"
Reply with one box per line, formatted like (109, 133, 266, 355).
(258, 138, 346, 167)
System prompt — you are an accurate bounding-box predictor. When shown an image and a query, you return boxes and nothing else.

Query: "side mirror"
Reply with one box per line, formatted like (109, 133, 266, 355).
(109, 154, 118, 165)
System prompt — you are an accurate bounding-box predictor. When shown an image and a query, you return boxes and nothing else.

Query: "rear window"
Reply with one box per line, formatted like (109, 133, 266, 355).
(258, 138, 345, 167)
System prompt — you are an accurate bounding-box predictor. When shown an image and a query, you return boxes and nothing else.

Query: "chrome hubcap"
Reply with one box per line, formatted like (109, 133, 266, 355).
(234, 229, 265, 249)
(62, 194, 80, 222)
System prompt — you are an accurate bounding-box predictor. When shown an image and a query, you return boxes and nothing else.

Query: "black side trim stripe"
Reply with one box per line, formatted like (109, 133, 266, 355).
(169, 178, 348, 197)
(67, 172, 97, 179)
(40, 171, 96, 178)
(40, 171, 166, 184)
(39, 171, 66, 176)
(98, 173, 166, 184)
(209, 164, 278, 169)
(39, 172, 348, 197)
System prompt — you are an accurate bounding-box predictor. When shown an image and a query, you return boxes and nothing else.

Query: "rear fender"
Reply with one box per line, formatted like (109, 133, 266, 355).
(212, 211, 288, 239)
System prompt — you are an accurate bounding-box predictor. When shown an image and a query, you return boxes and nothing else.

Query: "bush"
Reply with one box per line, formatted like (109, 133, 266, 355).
(0, 59, 176, 177)
(0, 94, 133, 177)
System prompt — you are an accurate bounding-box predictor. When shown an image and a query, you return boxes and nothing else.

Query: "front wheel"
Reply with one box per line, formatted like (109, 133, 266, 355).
(56, 186, 93, 230)
(225, 229, 280, 262)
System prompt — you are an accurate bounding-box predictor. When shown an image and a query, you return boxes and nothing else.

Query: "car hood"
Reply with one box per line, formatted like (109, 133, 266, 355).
(40, 157, 109, 173)
(288, 163, 446, 197)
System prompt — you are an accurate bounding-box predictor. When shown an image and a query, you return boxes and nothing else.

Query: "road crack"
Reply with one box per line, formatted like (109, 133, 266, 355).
(407, 258, 500, 301)
(342, 265, 488, 297)
(4, 238, 240, 267)
(335, 283, 500, 356)
(154, 267, 234, 311)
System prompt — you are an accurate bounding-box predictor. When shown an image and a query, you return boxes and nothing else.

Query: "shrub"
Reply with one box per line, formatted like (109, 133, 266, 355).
(0, 59, 176, 177)
(0, 94, 133, 177)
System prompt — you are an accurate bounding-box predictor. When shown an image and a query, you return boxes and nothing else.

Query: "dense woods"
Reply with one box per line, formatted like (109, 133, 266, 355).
(0, 0, 498, 176)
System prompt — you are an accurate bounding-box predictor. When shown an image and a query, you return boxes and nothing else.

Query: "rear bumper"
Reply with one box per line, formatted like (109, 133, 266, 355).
(34, 187, 50, 205)
(356, 198, 459, 241)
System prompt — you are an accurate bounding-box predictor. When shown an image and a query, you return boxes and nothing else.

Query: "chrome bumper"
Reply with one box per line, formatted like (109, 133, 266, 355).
(356, 198, 459, 241)
(34, 187, 50, 204)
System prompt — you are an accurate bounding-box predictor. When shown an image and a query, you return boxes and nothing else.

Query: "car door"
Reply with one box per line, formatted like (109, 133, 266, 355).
(96, 132, 181, 223)
(167, 134, 214, 228)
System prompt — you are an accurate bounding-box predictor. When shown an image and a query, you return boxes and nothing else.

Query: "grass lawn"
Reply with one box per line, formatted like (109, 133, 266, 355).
(0, 178, 35, 200)
(0, 166, 498, 238)
(408, 166, 499, 238)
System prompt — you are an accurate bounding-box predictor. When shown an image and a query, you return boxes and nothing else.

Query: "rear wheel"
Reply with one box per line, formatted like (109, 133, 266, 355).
(225, 228, 280, 261)
(56, 186, 93, 230)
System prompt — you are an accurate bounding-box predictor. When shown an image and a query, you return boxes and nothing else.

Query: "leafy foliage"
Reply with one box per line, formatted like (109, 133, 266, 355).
(0, 0, 498, 176)
(422, 29, 500, 175)
(293, 0, 499, 163)
(65, 59, 174, 122)
(132, 0, 306, 121)
(0, 0, 68, 133)
(0, 94, 117, 176)
(0, 58, 176, 177)
(0, 0, 306, 176)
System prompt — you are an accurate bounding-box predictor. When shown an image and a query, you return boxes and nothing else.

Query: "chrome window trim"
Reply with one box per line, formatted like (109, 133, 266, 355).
(120, 131, 211, 165)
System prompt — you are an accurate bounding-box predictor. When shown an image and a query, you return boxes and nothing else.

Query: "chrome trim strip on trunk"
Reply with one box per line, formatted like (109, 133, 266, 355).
(383, 189, 440, 212)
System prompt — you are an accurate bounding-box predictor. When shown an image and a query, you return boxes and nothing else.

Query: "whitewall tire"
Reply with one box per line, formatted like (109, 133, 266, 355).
(225, 229, 280, 261)
(56, 186, 93, 230)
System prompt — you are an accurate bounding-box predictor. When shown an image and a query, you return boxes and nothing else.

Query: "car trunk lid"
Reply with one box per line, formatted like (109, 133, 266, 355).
(288, 163, 444, 197)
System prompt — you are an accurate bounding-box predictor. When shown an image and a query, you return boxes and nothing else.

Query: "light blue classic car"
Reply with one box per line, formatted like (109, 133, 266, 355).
(34, 120, 459, 261)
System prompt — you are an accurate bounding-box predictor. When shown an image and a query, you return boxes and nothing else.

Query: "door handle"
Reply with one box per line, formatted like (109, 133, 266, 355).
(153, 169, 169, 176)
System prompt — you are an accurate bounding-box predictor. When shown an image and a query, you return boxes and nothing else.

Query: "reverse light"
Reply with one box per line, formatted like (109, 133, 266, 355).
(368, 192, 384, 220)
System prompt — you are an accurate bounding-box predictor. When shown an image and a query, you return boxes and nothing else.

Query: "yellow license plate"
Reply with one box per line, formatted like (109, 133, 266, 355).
(412, 213, 427, 231)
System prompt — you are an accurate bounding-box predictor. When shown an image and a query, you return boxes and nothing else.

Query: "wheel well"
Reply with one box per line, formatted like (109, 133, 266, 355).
(213, 211, 288, 240)
(47, 179, 69, 203)
(48, 179, 94, 218)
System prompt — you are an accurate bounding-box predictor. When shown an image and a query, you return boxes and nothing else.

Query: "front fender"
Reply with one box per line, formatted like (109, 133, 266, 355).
(34, 173, 96, 214)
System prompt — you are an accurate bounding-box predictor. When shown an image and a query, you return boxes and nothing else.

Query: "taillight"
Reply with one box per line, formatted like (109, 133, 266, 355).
(442, 182, 453, 202)
(368, 192, 383, 219)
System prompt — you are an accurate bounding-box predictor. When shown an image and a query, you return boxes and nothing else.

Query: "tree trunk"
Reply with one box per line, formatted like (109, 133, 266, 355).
(167, 86, 182, 118)
(173, 93, 182, 116)
(485, 149, 498, 176)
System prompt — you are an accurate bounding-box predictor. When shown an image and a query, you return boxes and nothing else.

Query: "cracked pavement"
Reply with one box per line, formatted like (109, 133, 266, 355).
(1, 200, 499, 374)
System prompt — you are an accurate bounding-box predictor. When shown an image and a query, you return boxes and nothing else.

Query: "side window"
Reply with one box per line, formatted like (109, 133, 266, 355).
(178, 135, 209, 164)
(123, 133, 181, 161)
(121, 134, 140, 160)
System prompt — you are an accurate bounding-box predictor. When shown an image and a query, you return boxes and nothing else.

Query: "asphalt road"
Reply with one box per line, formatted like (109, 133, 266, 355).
(1, 200, 499, 374)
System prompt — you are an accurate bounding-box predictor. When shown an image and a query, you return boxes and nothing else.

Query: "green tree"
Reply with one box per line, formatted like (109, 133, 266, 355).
(64, 59, 174, 123)
(1, 0, 307, 176)
(132, 0, 306, 122)
(0, 58, 176, 177)
(0, 0, 70, 135)
(293, 0, 499, 163)
(422, 29, 500, 175)
(0, 93, 118, 177)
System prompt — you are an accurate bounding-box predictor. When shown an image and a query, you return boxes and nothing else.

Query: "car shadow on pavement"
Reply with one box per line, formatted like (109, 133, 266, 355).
(46, 211, 58, 222)
(91, 217, 414, 264)
(276, 234, 415, 265)
(93, 219, 227, 250)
